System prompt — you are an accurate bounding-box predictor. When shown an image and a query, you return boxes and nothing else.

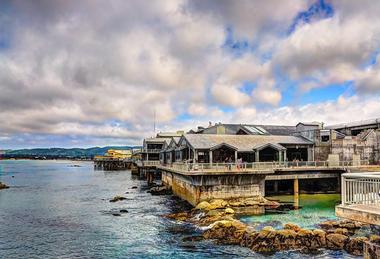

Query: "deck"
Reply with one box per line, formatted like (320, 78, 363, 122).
(156, 160, 369, 176)
(336, 172, 380, 226)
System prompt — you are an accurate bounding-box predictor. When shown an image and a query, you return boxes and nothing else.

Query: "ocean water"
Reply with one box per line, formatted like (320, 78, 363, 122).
(240, 194, 341, 230)
(0, 160, 358, 258)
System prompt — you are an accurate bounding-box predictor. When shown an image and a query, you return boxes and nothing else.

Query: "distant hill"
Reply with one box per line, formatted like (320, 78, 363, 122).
(2, 146, 141, 159)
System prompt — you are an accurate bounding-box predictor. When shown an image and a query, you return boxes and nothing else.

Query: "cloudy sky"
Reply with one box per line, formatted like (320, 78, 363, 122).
(1, 0, 380, 148)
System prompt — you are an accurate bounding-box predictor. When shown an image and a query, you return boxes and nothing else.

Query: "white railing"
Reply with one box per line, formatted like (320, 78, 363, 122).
(160, 160, 369, 173)
(341, 172, 380, 206)
(142, 160, 161, 167)
(143, 149, 162, 153)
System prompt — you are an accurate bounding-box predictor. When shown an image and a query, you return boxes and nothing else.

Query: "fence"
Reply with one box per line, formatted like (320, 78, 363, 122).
(341, 172, 380, 206)
(159, 160, 369, 173)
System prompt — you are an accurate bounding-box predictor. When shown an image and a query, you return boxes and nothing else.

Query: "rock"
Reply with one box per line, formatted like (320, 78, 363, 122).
(203, 220, 247, 245)
(284, 223, 301, 232)
(312, 229, 327, 247)
(326, 233, 349, 250)
(320, 219, 365, 233)
(119, 209, 129, 213)
(319, 220, 336, 230)
(148, 185, 172, 195)
(207, 210, 222, 217)
(275, 229, 297, 250)
(131, 186, 138, 189)
(166, 212, 189, 221)
(198, 214, 234, 226)
(109, 196, 127, 202)
(0, 182, 9, 190)
(370, 235, 380, 245)
(345, 236, 368, 256)
(334, 228, 348, 236)
(112, 213, 121, 216)
(182, 235, 204, 242)
(225, 208, 235, 214)
(195, 201, 211, 211)
(208, 199, 228, 210)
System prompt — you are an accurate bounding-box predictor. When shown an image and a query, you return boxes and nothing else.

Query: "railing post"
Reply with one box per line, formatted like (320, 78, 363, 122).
(341, 174, 346, 206)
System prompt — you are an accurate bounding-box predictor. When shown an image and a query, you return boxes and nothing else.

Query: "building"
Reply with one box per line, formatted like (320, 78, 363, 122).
(326, 118, 380, 136)
(160, 134, 314, 165)
(141, 131, 184, 161)
(142, 119, 380, 165)
(105, 149, 132, 159)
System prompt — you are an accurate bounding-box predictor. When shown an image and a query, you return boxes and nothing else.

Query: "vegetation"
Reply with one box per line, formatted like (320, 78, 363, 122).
(2, 146, 140, 160)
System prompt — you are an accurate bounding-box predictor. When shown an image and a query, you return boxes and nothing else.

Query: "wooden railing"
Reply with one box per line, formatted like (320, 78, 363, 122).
(160, 160, 369, 173)
(341, 172, 380, 206)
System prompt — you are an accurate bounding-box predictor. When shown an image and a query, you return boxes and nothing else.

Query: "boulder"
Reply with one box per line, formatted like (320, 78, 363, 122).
(207, 210, 222, 217)
(225, 208, 235, 214)
(148, 185, 172, 195)
(334, 228, 348, 236)
(208, 199, 228, 210)
(195, 201, 211, 211)
(284, 223, 301, 232)
(0, 182, 9, 190)
(275, 229, 297, 250)
(312, 229, 326, 247)
(182, 235, 204, 242)
(326, 233, 349, 250)
(203, 220, 247, 245)
(345, 236, 368, 256)
(119, 209, 129, 213)
(166, 212, 189, 221)
(109, 196, 127, 202)
(370, 235, 380, 245)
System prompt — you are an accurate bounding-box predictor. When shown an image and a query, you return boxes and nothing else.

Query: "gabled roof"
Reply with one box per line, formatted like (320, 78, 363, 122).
(144, 137, 172, 145)
(254, 143, 286, 151)
(182, 134, 312, 152)
(166, 137, 181, 151)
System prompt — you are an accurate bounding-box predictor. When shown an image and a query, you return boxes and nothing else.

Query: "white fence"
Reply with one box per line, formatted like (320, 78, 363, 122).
(160, 160, 369, 173)
(341, 172, 380, 206)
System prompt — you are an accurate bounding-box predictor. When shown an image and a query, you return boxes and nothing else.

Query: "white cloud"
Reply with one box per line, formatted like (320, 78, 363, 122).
(1, 0, 380, 147)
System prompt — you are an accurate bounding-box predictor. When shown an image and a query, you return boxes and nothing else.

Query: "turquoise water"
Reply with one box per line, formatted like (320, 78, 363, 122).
(240, 194, 340, 230)
(0, 160, 358, 258)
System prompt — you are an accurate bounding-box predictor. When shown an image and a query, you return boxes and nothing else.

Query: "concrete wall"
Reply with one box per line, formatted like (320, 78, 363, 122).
(162, 171, 266, 206)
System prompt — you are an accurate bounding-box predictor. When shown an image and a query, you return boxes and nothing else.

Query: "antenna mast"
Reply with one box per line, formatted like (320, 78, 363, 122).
(153, 109, 156, 135)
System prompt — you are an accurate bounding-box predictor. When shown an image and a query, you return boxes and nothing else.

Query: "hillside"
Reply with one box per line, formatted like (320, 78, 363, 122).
(2, 146, 141, 159)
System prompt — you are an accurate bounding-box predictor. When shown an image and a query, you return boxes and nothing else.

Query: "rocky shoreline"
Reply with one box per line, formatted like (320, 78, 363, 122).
(165, 197, 379, 256)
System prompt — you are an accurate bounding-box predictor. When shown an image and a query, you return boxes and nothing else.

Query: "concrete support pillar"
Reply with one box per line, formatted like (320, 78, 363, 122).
(147, 153, 149, 161)
(209, 151, 213, 165)
(278, 151, 282, 162)
(234, 151, 238, 163)
(274, 181, 279, 193)
(194, 149, 198, 163)
(255, 151, 260, 162)
(307, 147, 313, 161)
(284, 150, 287, 162)
(294, 178, 299, 209)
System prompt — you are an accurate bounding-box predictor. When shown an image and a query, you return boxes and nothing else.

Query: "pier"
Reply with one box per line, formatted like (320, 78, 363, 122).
(157, 160, 368, 206)
(94, 157, 134, 170)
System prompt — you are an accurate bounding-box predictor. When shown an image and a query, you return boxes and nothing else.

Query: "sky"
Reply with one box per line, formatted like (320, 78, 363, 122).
(1, 0, 380, 149)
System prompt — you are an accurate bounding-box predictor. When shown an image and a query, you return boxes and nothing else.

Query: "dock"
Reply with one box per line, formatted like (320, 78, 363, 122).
(156, 160, 367, 206)
(336, 172, 380, 225)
